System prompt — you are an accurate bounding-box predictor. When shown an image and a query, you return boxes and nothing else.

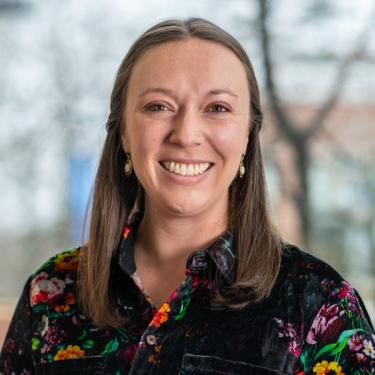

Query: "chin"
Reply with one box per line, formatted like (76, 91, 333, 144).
(162, 197, 208, 217)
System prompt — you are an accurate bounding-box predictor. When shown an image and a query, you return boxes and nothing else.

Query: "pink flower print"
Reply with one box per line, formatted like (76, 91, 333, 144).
(43, 324, 65, 349)
(306, 303, 343, 345)
(348, 333, 363, 352)
(120, 343, 139, 364)
(41, 326, 70, 361)
(30, 272, 65, 306)
(41, 343, 51, 354)
(288, 339, 302, 357)
(273, 318, 302, 357)
(72, 315, 83, 328)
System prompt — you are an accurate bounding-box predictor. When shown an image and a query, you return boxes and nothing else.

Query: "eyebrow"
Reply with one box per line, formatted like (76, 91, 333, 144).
(139, 87, 238, 99)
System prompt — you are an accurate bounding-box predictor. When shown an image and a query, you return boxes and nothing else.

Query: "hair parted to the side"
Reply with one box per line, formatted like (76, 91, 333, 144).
(78, 17, 283, 328)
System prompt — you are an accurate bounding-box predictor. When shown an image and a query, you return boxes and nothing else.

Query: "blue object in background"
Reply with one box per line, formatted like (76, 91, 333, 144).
(68, 155, 95, 245)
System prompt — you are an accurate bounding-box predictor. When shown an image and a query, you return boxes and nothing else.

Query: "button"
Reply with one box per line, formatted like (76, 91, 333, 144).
(146, 334, 157, 345)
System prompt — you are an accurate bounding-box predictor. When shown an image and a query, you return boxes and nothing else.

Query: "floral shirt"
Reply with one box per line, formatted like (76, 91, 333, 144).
(1, 211, 374, 374)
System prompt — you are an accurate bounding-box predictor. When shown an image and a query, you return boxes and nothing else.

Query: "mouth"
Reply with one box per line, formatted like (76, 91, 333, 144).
(159, 160, 214, 177)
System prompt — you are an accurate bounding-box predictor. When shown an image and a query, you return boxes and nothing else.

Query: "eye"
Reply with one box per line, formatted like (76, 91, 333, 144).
(209, 104, 230, 113)
(145, 103, 169, 112)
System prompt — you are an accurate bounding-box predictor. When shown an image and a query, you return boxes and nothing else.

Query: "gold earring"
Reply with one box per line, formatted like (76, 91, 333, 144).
(239, 154, 245, 178)
(124, 152, 133, 177)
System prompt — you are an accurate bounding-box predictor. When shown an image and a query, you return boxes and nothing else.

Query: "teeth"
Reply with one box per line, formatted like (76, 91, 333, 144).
(180, 164, 187, 176)
(161, 161, 211, 176)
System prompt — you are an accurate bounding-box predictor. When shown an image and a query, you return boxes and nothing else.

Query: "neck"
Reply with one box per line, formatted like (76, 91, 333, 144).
(135, 198, 229, 270)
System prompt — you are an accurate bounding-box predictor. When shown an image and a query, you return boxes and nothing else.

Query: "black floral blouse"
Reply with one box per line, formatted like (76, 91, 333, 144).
(1, 211, 374, 374)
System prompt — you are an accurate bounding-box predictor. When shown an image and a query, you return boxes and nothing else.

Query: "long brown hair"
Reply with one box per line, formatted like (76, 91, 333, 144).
(79, 17, 282, 327)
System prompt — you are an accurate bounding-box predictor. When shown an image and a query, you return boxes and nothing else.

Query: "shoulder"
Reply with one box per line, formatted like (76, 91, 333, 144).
(276, 243, 353, 319)
(276, 243, 373, 330)
(28, 246, 81, 310)
(280, 242, 349, 290)
(32, 246, 81, 277)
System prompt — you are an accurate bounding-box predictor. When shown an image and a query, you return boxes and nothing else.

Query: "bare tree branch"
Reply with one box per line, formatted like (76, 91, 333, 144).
(302, 6, 375, 140)
(258, 0, 301, 145)
(303, 50, 368, 141)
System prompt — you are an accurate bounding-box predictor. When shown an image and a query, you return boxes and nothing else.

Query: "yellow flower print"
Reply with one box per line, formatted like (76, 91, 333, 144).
(54, 292, 76, 313)
(54, 345, 85, 360)
(54, 304, 70, 313)
(54, 249, 80, 271)
(313, 360, 344, 375)
(150, 303, 170, 328)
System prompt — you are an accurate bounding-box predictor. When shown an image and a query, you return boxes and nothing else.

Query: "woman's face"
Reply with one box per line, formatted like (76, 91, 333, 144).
(122, 37, 250, 218)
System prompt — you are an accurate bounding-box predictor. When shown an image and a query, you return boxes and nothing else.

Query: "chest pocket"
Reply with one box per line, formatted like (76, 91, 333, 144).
(178, 353, 281, 375)
(35, 356, 106, 375)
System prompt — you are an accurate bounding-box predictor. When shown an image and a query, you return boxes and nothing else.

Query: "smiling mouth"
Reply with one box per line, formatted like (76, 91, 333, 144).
(159, 161, 213, 177)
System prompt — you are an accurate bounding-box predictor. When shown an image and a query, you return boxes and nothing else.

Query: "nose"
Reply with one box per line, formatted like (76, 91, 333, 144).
(168, 107, 203, 147)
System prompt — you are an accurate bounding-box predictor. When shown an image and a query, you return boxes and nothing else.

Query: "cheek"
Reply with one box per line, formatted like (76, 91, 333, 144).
(210, 123, 247, 161)
(128, 122, 164, 160)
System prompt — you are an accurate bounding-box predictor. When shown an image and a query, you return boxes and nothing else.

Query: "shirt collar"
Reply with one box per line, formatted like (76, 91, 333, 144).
(115, 210, 235, 282)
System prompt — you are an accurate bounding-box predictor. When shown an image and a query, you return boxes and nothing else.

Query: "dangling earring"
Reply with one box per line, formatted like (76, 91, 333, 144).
(239, 153, 245, 178)
(124, 152, 133, 177)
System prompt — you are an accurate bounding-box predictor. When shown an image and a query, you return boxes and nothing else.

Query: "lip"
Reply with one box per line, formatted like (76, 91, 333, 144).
(159, 159, 214, 165)
(158, 161, 213, 185)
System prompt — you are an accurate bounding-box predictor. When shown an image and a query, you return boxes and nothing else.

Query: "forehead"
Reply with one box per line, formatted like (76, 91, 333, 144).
(126, 37, 249, 99)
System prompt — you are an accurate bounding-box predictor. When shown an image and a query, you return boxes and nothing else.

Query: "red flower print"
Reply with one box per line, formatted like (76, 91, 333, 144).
(306, 304, 343, 344)
(149, 303, 170, 328)
(191, 275, 200, 288)
(168, 290, 178, 301)
(30, 272, 65, 306)
(123, 226, 131, 238)
(336, 281, 357, 304)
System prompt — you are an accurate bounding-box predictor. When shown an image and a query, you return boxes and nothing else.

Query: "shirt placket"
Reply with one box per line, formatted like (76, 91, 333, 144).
(128, 250, 209, 375)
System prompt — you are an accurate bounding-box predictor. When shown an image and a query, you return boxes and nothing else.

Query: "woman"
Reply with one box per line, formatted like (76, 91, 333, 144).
(1, 17, 374, 375)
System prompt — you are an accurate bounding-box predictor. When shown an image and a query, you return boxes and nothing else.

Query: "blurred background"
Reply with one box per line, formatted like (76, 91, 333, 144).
(0, 0, 374, 345)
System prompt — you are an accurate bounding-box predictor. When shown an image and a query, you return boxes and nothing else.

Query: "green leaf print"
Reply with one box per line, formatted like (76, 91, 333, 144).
(116, 327, 138, 341)
(331, 328, 363, 355)
(83, 340, 94, 349)
(31, 338, 40, 351)
(101, 338, 119, 355)
(33, 304, 47, 314)
(299, 347, 308, 368)
(77, 328, 88, 340)
(175, 296, 191, 321)
(312, 343, 337, 360)
(314, 328, 362, 361)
